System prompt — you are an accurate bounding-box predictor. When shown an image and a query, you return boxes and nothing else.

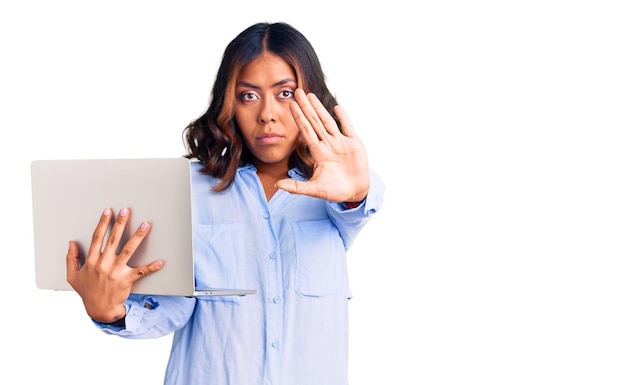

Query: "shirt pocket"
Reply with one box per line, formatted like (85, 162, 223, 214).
(293, 219, 347, 297)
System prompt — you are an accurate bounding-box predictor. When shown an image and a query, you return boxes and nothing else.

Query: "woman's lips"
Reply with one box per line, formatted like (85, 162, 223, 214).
(257, 133, 282, 145)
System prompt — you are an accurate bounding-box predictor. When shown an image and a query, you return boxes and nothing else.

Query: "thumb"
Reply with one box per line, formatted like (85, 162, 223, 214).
(275, 179, 312, 196)
(66, 241, 80, 281)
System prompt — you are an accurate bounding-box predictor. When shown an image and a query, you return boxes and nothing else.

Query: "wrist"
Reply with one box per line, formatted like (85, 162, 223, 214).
(90, 304, 127, 324)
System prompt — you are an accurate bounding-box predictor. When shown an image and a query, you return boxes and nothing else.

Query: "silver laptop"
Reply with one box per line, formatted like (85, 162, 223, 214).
(30, 157, 256, 297)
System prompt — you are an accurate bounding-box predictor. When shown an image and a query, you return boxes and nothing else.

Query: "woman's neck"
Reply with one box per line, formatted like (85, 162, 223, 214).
(254, 161, 289, 201)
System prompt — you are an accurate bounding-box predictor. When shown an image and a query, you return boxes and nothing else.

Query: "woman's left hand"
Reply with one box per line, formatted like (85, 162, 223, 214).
(276, 88, 370, 203)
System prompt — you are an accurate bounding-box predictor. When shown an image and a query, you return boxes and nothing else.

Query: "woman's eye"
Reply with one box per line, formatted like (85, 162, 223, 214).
(240, 92, 258, 101)
(279, 90, 294, 99)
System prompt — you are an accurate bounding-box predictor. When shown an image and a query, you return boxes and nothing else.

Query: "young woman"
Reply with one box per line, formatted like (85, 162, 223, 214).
(66, 22, 385, 385)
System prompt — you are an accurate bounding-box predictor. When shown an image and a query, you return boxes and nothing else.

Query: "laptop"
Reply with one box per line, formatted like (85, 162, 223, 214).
(30, 157, 256, 297)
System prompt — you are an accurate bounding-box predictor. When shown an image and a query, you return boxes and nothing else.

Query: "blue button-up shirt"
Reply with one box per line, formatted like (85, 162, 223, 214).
(97, 161, 385, 385)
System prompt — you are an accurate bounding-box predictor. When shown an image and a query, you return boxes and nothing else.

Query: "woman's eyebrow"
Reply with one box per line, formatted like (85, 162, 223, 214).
(237, 78, 297, 89)
(237, 81, 260, 90)
(271, 78, 297, 87)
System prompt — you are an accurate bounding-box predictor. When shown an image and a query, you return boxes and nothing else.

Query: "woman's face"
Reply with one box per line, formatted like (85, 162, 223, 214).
(234, 52, 299, 172)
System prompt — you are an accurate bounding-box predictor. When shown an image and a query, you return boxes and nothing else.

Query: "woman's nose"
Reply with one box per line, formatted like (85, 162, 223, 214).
(258, 98, 277, 124)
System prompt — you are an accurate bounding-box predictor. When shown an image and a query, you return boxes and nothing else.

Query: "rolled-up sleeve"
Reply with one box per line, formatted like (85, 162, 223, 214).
(94, 294, 196, 339)
(327, 168, 385, 249)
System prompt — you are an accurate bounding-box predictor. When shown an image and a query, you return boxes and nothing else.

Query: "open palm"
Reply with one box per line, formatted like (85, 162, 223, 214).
(276, 89, 370, 203)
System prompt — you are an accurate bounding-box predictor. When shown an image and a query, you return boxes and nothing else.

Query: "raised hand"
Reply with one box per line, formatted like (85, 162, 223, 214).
(66, 207, 164, 323)
(276, 88, 370, 203)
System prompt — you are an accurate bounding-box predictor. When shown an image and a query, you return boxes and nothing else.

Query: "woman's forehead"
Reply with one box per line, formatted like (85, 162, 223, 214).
(237, 53, 296, 86)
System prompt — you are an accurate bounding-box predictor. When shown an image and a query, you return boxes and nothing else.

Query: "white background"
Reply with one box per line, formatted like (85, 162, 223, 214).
(1, 1, 625, 384)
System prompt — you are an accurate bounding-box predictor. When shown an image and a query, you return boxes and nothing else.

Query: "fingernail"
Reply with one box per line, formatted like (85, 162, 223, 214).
(120, 208, 128, 216)
(103, 208, 111, 216)
(155, 260, 163, 268)
(140, 222, 149, 231)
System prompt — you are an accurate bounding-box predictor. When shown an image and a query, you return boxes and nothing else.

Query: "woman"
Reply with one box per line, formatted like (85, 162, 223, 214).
(67, 21, 384, 384)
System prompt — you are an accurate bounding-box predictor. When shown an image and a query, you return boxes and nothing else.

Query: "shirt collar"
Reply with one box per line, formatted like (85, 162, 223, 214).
(238, 164, 306, 181)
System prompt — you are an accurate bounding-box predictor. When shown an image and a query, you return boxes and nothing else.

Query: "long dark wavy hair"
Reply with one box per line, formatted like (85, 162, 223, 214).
(183, 22, 339, 192)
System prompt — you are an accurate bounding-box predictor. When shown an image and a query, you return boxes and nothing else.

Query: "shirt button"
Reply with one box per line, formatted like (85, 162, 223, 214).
(263, 212, 270, 219)
(271, 340, 279, 348)
(269, 252, 276, 259)
(273, 296, 281, 304)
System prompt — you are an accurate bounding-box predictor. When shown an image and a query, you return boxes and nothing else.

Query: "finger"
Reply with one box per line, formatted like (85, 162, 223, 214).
(291, 89, 336, 142)
(104, 207, 131, 253)
(290, 97, 319, 145)
(66, 240, 80, 283)
(306, 92, 341, 137)
(131, 259, 165, 282)
(117, 220, 151, 264)
(293, 88, 324, 136)
(333, 104, 357, 138)
(86, 208, 114, 260)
